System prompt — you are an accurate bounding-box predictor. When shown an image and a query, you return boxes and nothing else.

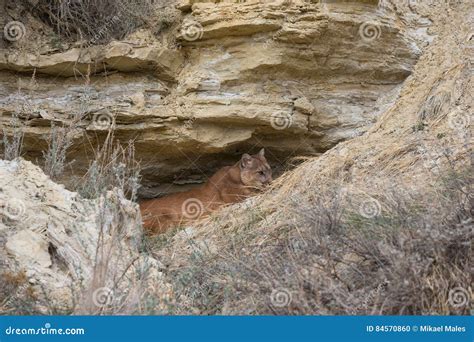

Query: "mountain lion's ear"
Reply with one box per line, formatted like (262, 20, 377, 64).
(240, 153, 253, 169)
(258, 148, 265, 157)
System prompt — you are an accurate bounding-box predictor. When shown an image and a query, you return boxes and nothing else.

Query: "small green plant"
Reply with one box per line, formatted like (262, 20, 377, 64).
(412, 121, 427, 132)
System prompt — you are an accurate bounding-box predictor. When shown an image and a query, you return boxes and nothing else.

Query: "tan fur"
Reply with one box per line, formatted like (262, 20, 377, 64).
(139, 149, 272, 234)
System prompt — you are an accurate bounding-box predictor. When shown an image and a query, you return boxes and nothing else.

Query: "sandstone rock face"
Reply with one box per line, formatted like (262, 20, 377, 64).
(0, 159, 170, 313)
(0, 0, 433, 196)
(153, 0, 473, 315)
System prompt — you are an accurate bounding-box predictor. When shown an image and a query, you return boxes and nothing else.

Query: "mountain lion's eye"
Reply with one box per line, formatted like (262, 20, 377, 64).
(258, 171, 265, 176)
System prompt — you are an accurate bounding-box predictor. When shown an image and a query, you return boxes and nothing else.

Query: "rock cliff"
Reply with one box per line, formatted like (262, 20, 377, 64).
(0, 159, 170, 313)
(1, 0, 432, 196)
(0, 0, 471, 315)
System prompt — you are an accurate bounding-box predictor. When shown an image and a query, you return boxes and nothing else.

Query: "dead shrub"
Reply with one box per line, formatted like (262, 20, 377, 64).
(77, 130, 141, 201)
(42, 123, 74, 180)
(1, 112, 25, 161)
(76, 189, 156, 315)
(0, 271, 39, 315)
(160, 166, 473, 315)
(20, 0, 178, 44)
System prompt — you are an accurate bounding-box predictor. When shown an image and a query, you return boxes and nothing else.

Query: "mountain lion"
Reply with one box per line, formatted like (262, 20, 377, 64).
(139, 149, 272, 234)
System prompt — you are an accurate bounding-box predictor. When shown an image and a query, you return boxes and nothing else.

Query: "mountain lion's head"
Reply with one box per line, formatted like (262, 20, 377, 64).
(239, 148, 272, 189)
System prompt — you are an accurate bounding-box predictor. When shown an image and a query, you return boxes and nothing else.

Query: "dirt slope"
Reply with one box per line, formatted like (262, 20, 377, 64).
(153, 0, 473, 315)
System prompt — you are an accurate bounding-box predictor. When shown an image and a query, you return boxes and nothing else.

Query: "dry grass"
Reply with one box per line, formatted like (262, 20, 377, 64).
(1, 0, 471, 317)
(76, 130, 141, 201)
(75, 189, 155, 315)
(42, 123, 74, 180)
(18, 0, 178, 44)
(0, 271, 40, 315)
(70, 132, 160, 315)
(152, 163, 472, 315)
(1, 112, 25, 161)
